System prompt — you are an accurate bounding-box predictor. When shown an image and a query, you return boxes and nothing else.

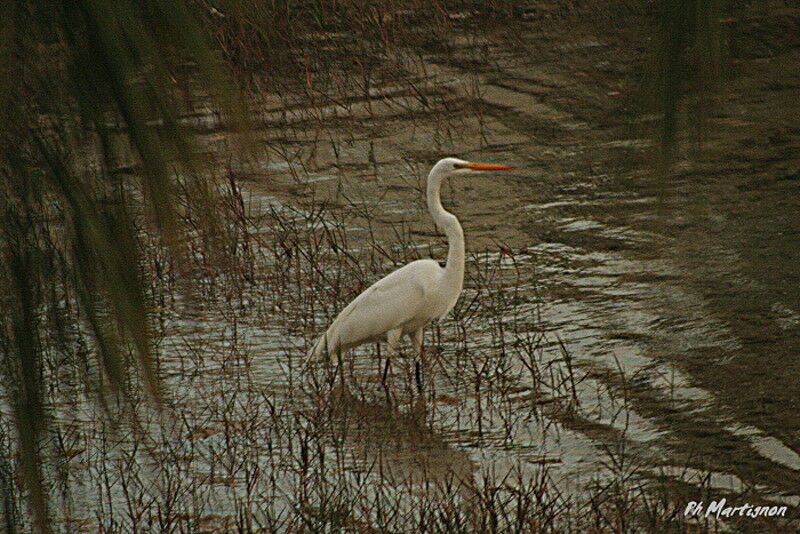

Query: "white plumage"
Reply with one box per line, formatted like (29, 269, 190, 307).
(307, 157, 515, 375)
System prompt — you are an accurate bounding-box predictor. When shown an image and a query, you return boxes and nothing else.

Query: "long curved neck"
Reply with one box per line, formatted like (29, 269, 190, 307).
(427, 169, 464, 287)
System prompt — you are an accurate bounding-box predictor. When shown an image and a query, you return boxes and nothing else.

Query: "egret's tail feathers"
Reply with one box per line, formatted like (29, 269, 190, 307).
(305, 336, 324, 365)
(305, 333, 338, 365)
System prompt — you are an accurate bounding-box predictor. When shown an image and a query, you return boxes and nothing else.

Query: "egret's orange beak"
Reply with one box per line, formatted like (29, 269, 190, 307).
(456, 162, 516, 171)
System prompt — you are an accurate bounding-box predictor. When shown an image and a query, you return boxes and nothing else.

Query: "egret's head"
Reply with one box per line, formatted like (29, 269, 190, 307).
(432, 157, 516, 178)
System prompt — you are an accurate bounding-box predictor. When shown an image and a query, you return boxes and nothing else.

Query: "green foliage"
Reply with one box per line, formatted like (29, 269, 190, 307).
(0, 1, 732, 530)
(0, 1, 242, 531)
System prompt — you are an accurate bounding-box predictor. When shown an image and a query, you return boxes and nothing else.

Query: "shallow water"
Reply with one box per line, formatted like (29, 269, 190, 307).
(30, 4, 800, 532)
(194, 4, 800, 522)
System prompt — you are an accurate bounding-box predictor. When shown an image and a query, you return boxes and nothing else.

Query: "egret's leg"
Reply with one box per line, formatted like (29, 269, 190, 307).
(316, 335, 341, 383)
(333, 346, 346, 389)
(382, 357, 391, 383)
(382, 329, 401, 384)
(411, 329, 424, 393)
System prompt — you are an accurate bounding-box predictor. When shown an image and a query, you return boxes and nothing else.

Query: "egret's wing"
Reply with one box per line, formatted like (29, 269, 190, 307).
(325, 260, 441, 350)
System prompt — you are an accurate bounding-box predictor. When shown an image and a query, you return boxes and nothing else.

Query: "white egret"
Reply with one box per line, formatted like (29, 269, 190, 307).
(307, 157, 516, 386)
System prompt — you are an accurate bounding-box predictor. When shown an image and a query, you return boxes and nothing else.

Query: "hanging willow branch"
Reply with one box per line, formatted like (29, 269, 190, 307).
(0, 1, 247, 531)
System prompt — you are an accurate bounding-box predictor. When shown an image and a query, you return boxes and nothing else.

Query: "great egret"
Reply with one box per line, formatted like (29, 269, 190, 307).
(307, 157, 516, 386)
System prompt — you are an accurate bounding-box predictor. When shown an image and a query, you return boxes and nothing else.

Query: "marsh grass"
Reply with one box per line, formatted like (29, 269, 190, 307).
(195, 0, 518, 85)
(1, 1, 783, 532)
(1, 167, 733, 532)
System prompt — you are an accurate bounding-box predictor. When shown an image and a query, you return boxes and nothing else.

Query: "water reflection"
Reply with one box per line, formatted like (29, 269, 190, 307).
(330, 389, 476, 489)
